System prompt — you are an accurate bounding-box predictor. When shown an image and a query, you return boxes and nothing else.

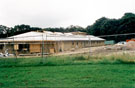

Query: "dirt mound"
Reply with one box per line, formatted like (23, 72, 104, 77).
(126, 41, 135, 49)
(102, 45, 130, 51)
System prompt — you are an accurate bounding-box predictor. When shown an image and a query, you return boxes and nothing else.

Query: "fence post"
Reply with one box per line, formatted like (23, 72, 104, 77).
(42, 34, 44, 58)
(89, 36, 91, 57)
(13, 37, 17, 59)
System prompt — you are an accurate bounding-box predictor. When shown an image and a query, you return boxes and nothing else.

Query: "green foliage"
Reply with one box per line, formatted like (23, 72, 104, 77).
(74, 56, 86, 60)
(0, 54, 135, 67)
(44, 25, 86, 33)
(0, 25, 11, 38)
(43, 27, 65, 33)
(87, 12, 135, 42)
(0, 24, 41, 38)
(0, 24, 86, 38)
(12, 24, 41, 36)
(66, 25, 86, 32)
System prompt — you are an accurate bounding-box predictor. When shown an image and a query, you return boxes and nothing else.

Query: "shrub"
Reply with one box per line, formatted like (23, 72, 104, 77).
(74, 56, 86, 60)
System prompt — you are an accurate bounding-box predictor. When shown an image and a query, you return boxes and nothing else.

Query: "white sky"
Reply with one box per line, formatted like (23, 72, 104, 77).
(0, 0, 134, 28)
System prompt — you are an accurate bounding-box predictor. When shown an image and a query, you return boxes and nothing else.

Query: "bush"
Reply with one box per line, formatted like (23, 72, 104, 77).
(74, 56, 86, 60)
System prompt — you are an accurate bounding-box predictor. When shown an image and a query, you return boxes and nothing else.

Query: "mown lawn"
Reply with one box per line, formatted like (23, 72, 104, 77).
(0, 64, 135, 88)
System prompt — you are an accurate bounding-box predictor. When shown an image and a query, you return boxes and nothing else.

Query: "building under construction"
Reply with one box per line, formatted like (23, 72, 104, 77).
(0, 31, 105, 56)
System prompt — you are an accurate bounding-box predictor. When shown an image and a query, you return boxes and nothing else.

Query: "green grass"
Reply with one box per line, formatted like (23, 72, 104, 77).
(0, 64, 135, 88)
(0, 54, 135, 88)
(0, 54, 135, 67)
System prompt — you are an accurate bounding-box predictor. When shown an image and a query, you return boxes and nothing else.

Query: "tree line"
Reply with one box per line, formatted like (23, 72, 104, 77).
(86, 13, 135, 42)
(0, 12, 135, 42)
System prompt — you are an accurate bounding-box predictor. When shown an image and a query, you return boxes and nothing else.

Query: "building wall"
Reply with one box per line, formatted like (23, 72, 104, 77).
(56, 41, 84, 52)
(56, 40, 105, 52)
(30, 44, 41, 53)
(43, 41, 55, 54)
(0, 44, 14, 54)
(28, 41, 55, 54)
(0, 40, 105, 55)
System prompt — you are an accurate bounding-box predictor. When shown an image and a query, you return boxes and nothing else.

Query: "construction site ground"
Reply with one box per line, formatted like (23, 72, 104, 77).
(6, 42, 135, 58)
(53, 44, 135, 57)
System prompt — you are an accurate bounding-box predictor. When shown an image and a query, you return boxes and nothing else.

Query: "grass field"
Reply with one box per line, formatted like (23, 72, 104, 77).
(0, 54, 135, 88)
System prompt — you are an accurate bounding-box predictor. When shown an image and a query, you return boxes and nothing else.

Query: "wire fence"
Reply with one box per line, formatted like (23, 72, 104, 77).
(0, 34, 95, 58)
(0, 33, 135, 58)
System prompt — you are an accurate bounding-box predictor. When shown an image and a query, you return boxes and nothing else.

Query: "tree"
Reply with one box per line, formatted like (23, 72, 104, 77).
(86, 17, 108, 35)
(12, 24, 42, 36)
(66, 25, 86, 32)
(0, 25, 11, 38)
(86, 12, 135, 42)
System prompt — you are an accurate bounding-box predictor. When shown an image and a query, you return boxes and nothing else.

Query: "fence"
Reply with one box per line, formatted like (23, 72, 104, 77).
(0, 32, 135, 59)
(0, 34, 100, 58)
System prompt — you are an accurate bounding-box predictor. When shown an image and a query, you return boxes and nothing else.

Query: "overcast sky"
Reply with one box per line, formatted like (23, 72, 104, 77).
(0, 0, 134, 28)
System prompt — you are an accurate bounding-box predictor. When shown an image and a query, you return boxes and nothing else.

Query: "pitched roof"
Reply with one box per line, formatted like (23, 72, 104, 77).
(0, 31, 105, 42)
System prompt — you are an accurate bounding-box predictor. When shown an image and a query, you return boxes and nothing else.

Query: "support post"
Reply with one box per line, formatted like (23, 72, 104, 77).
(89, 36, 91, 57)
(13, 37, 17, 59)
(42, 34, 44, 58)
